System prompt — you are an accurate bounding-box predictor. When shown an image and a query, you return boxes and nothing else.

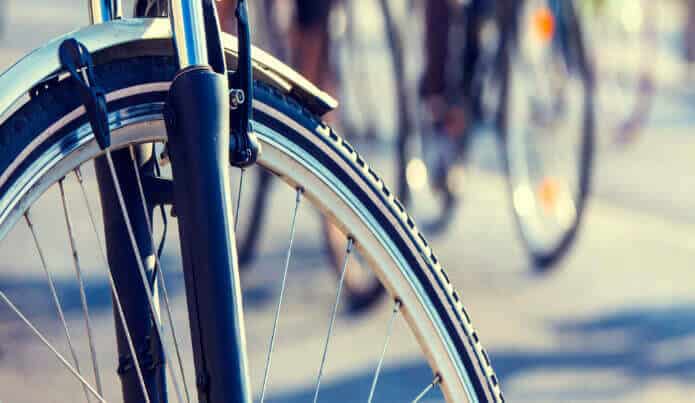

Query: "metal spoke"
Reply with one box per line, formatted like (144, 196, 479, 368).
(259, 188, 303, 403)
(59, 178, 103, 397)
(312, 237, 354, 403)
(24, 210, 91, 402)
(234, 168, 245, 233)
(367, 300, 401, 403)
(127, 146, 191, 403)
(412, 375, 441, 403)
(74, 167, 151, 403)
(104, 151, 184, 403)
(0, 291, 107, 403)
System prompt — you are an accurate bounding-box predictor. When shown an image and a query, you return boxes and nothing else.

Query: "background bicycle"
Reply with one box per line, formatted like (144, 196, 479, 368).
(393, 0, 594, 273)
(237, 0, 593, 285)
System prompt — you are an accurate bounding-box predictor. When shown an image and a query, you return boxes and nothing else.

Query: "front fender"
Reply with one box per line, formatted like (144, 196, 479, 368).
(0, 18, 337, 123)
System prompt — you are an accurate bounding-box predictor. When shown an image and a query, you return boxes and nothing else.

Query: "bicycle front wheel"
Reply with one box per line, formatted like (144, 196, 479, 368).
(0, 52, 502, 401)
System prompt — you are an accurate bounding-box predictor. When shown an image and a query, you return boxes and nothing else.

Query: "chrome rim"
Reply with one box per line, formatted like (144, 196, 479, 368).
(505, 5, 585, 255)
(0, 93, 480, 402)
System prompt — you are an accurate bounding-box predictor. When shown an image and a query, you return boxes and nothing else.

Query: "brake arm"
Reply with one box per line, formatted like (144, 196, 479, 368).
(228, 0, 261, 168)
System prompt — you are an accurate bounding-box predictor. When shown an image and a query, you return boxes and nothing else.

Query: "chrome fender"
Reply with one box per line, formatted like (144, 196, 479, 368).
(0, 18, 337, 124)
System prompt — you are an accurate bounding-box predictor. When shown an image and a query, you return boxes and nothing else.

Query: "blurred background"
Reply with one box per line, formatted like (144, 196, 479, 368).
(4, 0, 695, 401)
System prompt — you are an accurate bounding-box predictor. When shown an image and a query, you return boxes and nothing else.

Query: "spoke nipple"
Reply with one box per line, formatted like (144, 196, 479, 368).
(296, 187, 304, 201)
(433, 374, 441, 385)
(394, 299, 402, 311)
(346, 237, 354, 253)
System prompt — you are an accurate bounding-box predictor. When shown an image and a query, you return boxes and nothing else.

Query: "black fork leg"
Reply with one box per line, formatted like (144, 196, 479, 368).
(164, 66, 251, 403)
(95, 145, 167, 403)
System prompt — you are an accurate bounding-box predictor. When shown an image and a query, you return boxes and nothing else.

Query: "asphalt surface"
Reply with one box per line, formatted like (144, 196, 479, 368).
(3, 1, 695, 402)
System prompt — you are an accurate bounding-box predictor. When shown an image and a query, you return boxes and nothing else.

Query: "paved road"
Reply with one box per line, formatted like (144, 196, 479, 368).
(4, 2, 695, 402)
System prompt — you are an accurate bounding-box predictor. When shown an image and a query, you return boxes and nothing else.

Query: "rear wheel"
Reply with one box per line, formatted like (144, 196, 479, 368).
(0, 54, 503, 402)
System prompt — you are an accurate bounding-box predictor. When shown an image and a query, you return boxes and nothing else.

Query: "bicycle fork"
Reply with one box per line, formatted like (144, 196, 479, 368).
(163, 0, 255, 402)
(165, 65, 251, 403)
(88, 0, 256, 402)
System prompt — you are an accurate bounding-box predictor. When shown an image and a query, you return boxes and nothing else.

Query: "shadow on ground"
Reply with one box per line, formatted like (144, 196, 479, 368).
(5, 249, 695, 401)
(492, 303, 695, 384)
(0, 241, 333, 324)
(0, 254, 186, 320)
(269, 304, 695, 401)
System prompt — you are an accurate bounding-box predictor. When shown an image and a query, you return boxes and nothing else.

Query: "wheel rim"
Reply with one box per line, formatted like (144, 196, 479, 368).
(0, 88, 485, 402)
(505, 10, 587, 257)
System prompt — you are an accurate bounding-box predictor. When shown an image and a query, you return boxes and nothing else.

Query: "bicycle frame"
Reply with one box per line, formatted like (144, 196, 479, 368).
(88, 0, 252, 402)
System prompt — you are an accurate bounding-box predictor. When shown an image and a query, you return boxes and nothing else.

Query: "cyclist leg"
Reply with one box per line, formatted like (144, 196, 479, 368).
(216, 0, 238, 34)
(418, 0, 465, 192)
(458, 0, 486, 125)
(420, 0, 480, 138)
(217, 0, 333, 96)
(419, 0, 450, 124)
(290, 0, 334, 90)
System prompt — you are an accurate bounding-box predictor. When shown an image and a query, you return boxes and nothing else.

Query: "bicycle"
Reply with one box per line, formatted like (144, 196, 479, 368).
(399, 0, 595, 270)
(0, 0, 503, 402)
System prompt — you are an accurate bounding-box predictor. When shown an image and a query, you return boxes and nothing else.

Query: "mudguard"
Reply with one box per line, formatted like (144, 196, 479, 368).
(0, 18, 337, 123)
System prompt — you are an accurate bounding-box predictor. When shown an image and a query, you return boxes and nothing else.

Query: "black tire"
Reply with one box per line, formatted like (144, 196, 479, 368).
(0, 54, 503, 402)
(498, 1, 594, 271)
